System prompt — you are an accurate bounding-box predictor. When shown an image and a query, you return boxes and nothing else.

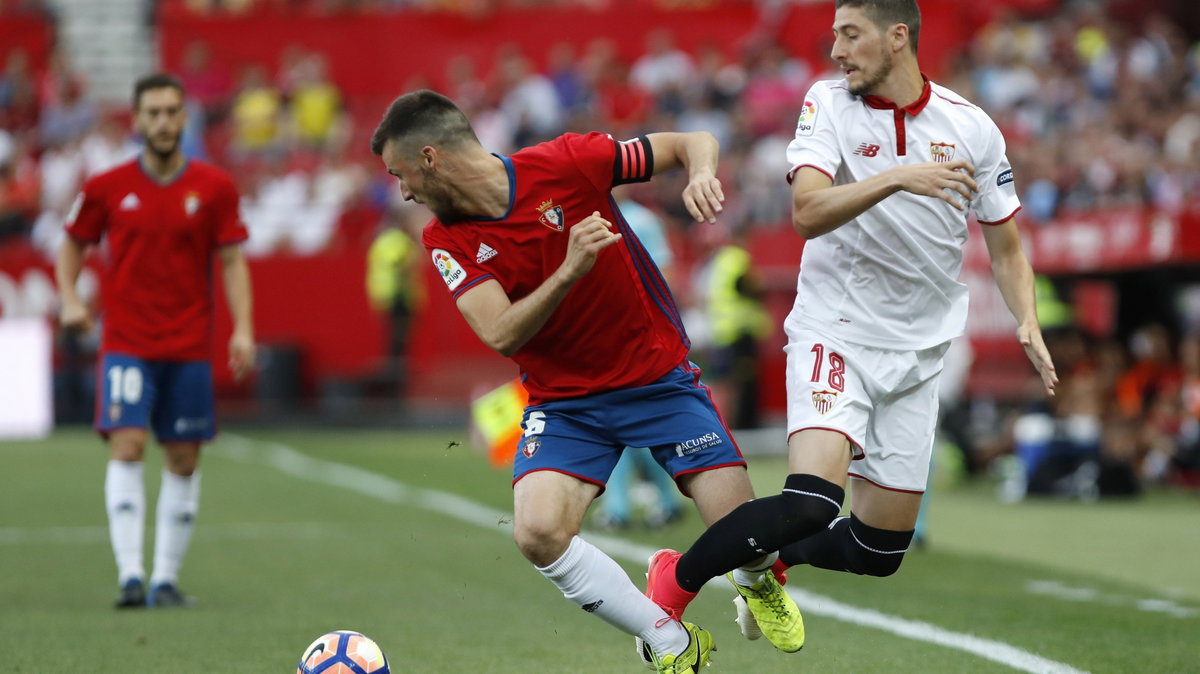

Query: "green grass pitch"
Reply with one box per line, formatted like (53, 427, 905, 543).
(1, 428, 1196, 672)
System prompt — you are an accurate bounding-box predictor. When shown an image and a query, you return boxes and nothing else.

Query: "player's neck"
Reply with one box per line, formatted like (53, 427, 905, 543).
(870, 59, 924, 109)
(451, 153, 511, 219)
(141, 149, 187, 183)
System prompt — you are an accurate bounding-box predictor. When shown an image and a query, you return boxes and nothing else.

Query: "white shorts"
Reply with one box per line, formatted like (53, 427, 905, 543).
(784, 326, 949, 493)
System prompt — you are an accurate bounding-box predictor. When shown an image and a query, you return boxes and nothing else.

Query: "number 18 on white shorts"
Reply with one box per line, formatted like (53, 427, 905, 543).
(784, 326, 949, 494)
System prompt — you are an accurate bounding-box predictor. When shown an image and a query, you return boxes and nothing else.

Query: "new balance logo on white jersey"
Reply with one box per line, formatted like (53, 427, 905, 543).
(476, 242, 498, 263)
(119, 193, 141, 210)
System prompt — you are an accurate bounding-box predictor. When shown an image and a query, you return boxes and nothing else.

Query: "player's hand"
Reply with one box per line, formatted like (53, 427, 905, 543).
(228, 329, 256, 382)
(558, 212, 622, 283)
(1018, 323, 1058, 397)
(59, 298, 93, 333)
(682, 169, 725, 224)
(894, 159, 977, 211)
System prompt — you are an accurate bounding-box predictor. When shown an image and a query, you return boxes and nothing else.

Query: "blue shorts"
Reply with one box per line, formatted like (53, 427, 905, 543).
(95, 352, 216, 442)
(513, 362, 745, 497)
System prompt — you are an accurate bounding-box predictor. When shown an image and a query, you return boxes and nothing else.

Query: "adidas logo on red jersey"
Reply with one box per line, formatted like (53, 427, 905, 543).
(476, 242, 498, 263)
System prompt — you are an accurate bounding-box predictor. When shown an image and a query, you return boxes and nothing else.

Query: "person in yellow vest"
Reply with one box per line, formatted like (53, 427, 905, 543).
(707, 232, 771, 430)
(366, 215, 422, 388)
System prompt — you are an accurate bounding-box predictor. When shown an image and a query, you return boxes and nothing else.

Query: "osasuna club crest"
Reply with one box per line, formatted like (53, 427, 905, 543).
(930, 142, 956, 163)
(536, 199, 564, 231)
(184, 193, 201, 216)
(522, 438, 541, 458)
(811, 390, 838, 415)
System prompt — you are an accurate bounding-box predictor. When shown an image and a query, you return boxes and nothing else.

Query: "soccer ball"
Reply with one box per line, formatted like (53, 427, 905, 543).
(297, 630, 390, 674)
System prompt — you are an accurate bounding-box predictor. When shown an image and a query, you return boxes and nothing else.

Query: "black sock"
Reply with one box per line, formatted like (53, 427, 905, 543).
(675, 473, 843, 592)
(779, 512, 914, 577)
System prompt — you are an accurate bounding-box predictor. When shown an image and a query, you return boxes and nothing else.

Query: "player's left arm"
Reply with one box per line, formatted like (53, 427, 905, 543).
(218, 244, 255, 381)
(646, 132, 724, 224)
(981, 219, 1057, 397)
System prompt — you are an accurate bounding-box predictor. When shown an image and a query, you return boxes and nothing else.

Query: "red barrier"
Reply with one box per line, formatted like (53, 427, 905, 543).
(211, 245, 386, 392)
(0, 240, 385, 395)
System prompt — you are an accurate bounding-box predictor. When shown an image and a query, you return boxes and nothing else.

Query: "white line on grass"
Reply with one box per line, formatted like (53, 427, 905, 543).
(216, 434, 1089, 674)
(1027, 580, 1198, 619)
(0, 522, 336, 545)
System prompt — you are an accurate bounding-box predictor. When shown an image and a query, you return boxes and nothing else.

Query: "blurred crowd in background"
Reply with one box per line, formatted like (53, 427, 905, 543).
(2, 0, 1199, 498)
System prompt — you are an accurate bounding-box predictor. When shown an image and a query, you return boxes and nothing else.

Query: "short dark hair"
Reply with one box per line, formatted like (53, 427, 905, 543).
(369, 89, 479, 157)
(836, 0, 921, 53)
(133, 73, 184, 110)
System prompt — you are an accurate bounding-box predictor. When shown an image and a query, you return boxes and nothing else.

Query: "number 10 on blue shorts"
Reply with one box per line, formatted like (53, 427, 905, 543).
(96, 352, 216, 442)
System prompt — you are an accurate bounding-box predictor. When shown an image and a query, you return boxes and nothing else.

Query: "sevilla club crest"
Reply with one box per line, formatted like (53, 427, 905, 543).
(811, 390, 839, 415)
(930, 142, 956, 163)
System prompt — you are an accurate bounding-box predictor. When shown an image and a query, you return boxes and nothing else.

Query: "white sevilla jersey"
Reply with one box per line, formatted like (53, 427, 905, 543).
(784, 78, 1021, 350)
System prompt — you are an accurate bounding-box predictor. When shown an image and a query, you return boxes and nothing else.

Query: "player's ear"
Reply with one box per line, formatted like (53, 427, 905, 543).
(890, 23, 910, 54)
(421, 146, 437, 169)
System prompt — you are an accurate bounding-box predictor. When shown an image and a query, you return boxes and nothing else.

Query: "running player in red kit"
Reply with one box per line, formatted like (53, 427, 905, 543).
(371, 90, 789, 673)
(55, 74, 254, 609)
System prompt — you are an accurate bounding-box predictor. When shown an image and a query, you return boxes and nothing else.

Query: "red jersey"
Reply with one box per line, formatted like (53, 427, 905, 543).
(65, 158, 248, 360)
(423, 132, 689, 403)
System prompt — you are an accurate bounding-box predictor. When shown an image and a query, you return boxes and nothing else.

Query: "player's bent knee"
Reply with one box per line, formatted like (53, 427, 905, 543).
(511, 521, 574, 566)
(726, 473, 844, 553)
(846, 514, 913, 577)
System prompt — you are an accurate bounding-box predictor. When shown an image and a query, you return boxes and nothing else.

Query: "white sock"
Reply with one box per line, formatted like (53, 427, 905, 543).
(732, 551, 780, 587)
(536, 536, 689, 656)
(105, 460, 145, 584)
(149, 470, 200, 588)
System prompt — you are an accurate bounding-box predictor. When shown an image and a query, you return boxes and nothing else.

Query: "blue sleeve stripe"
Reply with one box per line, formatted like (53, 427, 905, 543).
(452, 274, 496, 298)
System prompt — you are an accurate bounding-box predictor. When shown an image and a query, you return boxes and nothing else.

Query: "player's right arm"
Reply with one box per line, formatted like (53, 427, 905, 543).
(787, 82, 978, 239)
(56, 183, 106, 332)
(55, 235, 92, 332)
(791, 160, 979, 240)
(456, 212, 621, 357)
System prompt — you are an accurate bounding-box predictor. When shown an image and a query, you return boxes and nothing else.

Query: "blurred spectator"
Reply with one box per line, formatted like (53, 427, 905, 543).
(1173, 335, 1200, 488)
(741, 43, 808, 138)
(178, 41, 232, 123)
(444, 55, 486, 113)
(0, 132, 38, 241)
(0, 48, 39, 132)
(593, 58, 652, 139)
(545, 42, 588, 116)
(81, 110, 139, 177)
(289, 53, 344, 150)
(495, 47, 563, 146)
(230, 64, 283, 157)
(1116, 324, 1181, 420)
(38, 76, 95, 149)
(630, 29, 694, 98)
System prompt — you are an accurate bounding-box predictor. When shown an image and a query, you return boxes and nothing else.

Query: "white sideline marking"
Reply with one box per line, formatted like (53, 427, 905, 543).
(216, 435, 1089, 674)
(0, 522, 334, 545)
(1027, 580, 1198, 619)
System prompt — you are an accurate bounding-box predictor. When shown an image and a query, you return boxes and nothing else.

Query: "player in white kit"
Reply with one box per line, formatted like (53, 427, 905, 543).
(645, 0, 1059, 655)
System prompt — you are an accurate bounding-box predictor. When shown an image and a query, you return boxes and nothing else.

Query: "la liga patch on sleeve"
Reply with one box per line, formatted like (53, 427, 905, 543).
(432, 248, 467, 290)
(796, 99, 818, 136)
